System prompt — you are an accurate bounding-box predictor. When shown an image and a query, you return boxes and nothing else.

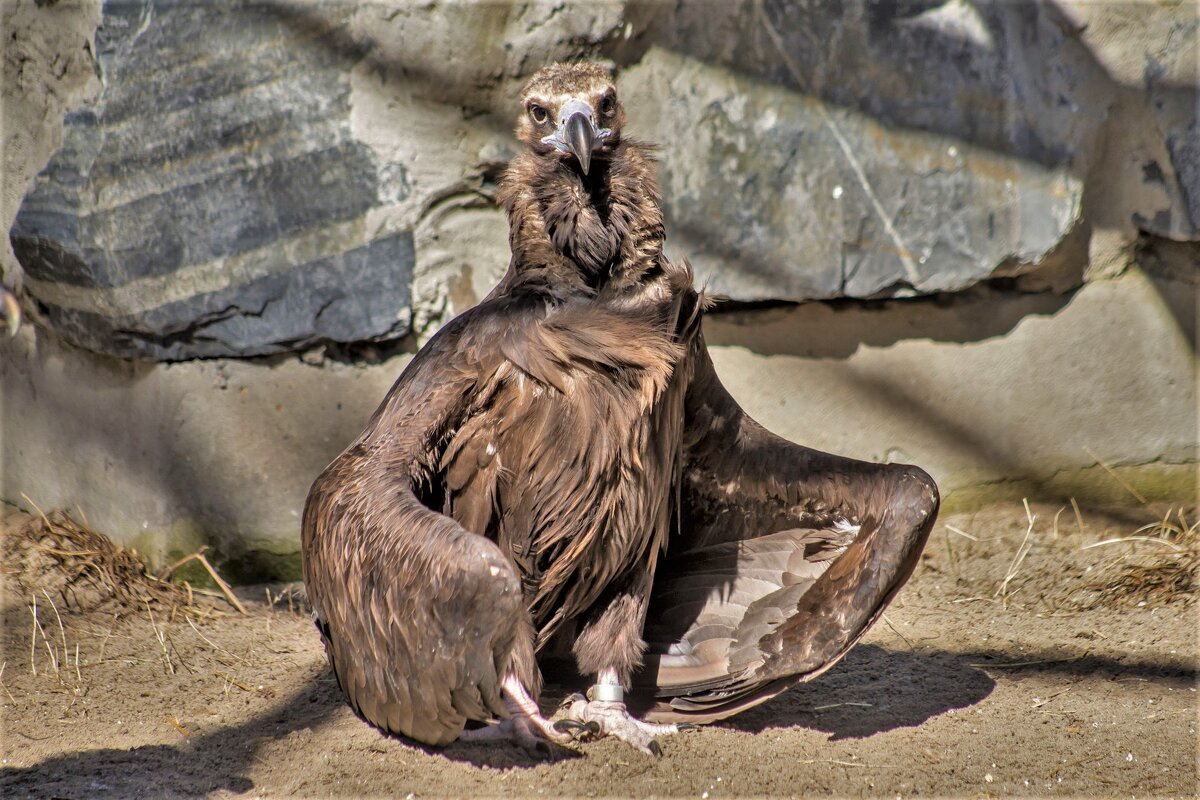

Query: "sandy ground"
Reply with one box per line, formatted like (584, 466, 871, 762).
(0, 500, 1196, 799)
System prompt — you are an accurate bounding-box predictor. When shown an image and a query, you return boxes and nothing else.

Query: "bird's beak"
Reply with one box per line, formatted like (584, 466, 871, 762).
(542, 99, 611, 176)
(564, 111, 595, 176)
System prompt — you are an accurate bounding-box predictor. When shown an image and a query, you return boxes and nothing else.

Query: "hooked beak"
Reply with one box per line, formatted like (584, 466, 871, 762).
(563, 111, 595, 176)
(541, 99, 611, 176)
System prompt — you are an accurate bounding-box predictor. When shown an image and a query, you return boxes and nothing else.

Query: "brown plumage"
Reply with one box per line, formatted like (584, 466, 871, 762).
(302, 61, 939, 751)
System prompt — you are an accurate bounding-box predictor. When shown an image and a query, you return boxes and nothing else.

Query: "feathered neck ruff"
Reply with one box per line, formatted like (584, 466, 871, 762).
(494, 140, 667, 302)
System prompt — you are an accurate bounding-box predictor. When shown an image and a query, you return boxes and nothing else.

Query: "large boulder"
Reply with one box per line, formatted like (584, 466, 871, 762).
(10, 2, 415, 359)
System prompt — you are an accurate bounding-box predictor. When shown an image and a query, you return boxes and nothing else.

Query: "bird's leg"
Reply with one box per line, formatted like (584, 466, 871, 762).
(555, 568, 689, 755)
(456, 672, 576, 753)
(555, 668, 688, 756)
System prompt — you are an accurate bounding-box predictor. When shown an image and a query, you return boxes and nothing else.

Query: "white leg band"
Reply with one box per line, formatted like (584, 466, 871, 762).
(587, 682, 624, 703)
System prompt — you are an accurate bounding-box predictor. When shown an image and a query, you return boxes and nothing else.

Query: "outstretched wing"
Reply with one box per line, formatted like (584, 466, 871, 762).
(634, 337, 939, 723)
(302, 309, 528, 746)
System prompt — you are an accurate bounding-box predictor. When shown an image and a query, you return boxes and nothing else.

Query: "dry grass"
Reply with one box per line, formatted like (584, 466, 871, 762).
(994, 498, 1037, 608)
(1058, 506, 1199, 610)
(4, 505, 222, 620)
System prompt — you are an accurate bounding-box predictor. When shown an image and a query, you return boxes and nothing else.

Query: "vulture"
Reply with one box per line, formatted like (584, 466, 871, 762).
(302, 62, 939, 756)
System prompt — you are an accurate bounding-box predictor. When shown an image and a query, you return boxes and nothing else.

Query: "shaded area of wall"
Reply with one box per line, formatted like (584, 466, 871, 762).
(2, 267, 1192, 575)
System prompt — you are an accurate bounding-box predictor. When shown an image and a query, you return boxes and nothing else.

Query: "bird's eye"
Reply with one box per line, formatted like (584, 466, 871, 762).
(600, 93, 616, 116)
(529, 105, 548, 124)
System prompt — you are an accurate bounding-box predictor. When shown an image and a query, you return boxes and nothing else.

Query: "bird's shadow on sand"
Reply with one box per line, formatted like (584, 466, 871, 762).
(718, 644, 995, 740)
(425, 643, 994, 765)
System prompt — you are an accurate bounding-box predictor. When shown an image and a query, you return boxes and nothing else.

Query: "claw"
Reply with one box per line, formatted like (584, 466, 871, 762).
(559, 696, 686, 756)
(552, 718, 597, 735)
(457, 672, 575, 754)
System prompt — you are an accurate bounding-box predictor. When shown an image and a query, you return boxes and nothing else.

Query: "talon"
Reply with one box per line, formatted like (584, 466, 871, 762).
(678, 723, 698, 731)
(556, 694, 685, 755)
(553, 719, 589, 733)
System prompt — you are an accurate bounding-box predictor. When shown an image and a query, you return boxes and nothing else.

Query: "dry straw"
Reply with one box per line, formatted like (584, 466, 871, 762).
(1059, 506, 1198, 610)
(7, 500, 224, 619)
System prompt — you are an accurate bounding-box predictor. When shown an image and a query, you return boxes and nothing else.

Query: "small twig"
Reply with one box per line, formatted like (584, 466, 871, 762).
(158, 547, 210, 580)
(42, 590, 71, 681)
(214, 670, 256, 694)
(32, 545, 100, 558)
(214, 670, 274, 699)
(162, 552, 246, 615)
(1032, 687, 1071, 708)
(882, 613, 916, 651)
(996, 499, 1036, 607)
(95, 614, 118, 667)
(164, 713, 190, 737)
(186, 615, 248, 665)
(945, 525, 978, 541)
(30, 597, 59, 677)
(1082, 446, 1148, 504)
(1081, 536, 1184, 552)
(1070, 497, 1085, 535)
(811, 702, 873, 711)
(29, 596, 38, 677)
(1051, 507, 1064, 539)
(145, 601, 175, 676)
(20, 492, 52, 527)
(970, 653, 1087, 669)
(0, 662, 17, 704)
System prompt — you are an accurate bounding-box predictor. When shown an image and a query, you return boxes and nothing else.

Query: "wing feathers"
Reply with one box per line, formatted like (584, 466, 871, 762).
(303, 314, 530, 746)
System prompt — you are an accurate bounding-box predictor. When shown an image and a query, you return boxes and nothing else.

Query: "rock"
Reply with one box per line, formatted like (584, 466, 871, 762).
(8, 0, 1197, 356)
(618, 0, 1114, 300)
(624, 49, 1086, 299)
(10, 1, 415, 359)
(9, 0, 633, 359)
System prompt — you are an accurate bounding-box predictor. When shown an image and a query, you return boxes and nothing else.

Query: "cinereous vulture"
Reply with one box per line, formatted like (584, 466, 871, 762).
(303, 62, 939, 756)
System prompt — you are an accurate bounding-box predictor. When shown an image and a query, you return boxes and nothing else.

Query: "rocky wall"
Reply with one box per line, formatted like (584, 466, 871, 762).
(1, 0, 1196, 574)
(6, 0, 1196, 358)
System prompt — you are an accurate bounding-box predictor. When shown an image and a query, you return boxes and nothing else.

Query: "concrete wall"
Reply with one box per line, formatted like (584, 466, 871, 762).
(1, 0, 1196, 578)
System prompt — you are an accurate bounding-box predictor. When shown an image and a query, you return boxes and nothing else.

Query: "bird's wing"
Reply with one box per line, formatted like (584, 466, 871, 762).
(302, 309, 529, 746)
(633, 337, 939, 724)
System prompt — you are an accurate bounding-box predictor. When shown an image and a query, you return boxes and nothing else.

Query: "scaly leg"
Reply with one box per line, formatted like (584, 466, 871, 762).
(457, 672, 579, 754)
(555, 668, 691, 756)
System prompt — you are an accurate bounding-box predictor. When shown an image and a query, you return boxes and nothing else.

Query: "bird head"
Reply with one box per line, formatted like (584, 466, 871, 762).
(515, 62, 624, 177)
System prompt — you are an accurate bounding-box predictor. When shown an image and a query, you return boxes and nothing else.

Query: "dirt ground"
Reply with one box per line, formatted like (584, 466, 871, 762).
(1, 500, 1196, 799)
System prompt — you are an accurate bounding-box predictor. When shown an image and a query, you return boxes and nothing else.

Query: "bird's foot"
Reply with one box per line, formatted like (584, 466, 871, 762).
(456, 711, 574, 755)
(555, 694, 691, 756)
(456, 672, 575, 756)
